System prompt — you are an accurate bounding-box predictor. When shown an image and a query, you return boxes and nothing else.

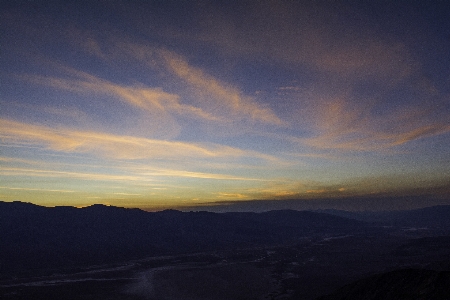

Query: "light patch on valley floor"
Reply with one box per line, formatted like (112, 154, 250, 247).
(125, 262, 274, 300)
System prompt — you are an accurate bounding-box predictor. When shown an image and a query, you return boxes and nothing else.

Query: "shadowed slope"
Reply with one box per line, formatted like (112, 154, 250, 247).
(317, 269, 450, 300)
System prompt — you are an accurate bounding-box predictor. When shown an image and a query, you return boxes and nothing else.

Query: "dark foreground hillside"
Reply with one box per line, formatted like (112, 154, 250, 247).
(317, 269, 450, 300)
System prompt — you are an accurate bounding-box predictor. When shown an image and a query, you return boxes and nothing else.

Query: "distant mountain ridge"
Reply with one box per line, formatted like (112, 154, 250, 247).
(0, 201, 369, 276)
(317, 205, 450, 229)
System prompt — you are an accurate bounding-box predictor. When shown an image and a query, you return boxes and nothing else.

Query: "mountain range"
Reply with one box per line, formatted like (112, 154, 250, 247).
(0, 201, 370, 275)
(1, 201, 450, 299)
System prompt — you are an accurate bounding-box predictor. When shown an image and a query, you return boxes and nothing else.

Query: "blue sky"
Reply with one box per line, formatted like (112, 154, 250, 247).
(1, 1, 449, 210)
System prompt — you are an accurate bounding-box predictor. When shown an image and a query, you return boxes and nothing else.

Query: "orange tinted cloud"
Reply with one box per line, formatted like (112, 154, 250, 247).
(35, 41, 284, 127)
(0, 167, 149, 182)
(215, 193, 250, 199)
(0, 165, 261, 183)
(0, 119, 275, 161)
(23, 70, 218, 123)
(159, 50, 284, 126)
(0, 186, 75, 193)
(293, 95, 450, 151)
(138, 168, 264, 181)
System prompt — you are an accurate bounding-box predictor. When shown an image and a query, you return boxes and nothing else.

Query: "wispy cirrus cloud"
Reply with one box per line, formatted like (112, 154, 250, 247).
(215, 181, 333, 201)
(91, 39, 286, 126)
(19, 46, 286, 139)
(22, 69, 219, 123)
(0, 119, 276, 161)
(135, 168, 265, 181)
(0, 167, 150, 183)
(298, 97, 450, 151)
(103, 160, 270, 182)
(215, 192, 250, 200)
(94, 41, 285, 126)
(159, 50, 285, 126)
(161, 1, 447, 153)
(0, 186, 75, 193)
(0, 164, 263, 183)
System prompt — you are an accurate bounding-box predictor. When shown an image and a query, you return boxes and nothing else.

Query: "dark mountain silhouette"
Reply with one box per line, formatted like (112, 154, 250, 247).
(316, 268, 450, 300)
(317, 205, 450, 229)
(0, 201, 370, 276)
(386, 205, 450, 229)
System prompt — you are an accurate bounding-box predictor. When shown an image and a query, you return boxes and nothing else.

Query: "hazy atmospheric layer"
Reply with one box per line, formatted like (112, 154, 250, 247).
(1, 1, 449, 210)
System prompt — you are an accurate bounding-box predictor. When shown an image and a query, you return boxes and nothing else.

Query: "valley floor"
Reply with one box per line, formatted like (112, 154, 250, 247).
(2, 231, 450, 300)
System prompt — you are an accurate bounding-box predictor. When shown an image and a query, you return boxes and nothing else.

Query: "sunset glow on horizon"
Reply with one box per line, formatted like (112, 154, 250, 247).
(1, 1, 449, 211)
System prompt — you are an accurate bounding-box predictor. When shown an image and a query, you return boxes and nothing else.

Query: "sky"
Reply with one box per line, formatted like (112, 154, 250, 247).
(1, 0, 449, 211)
